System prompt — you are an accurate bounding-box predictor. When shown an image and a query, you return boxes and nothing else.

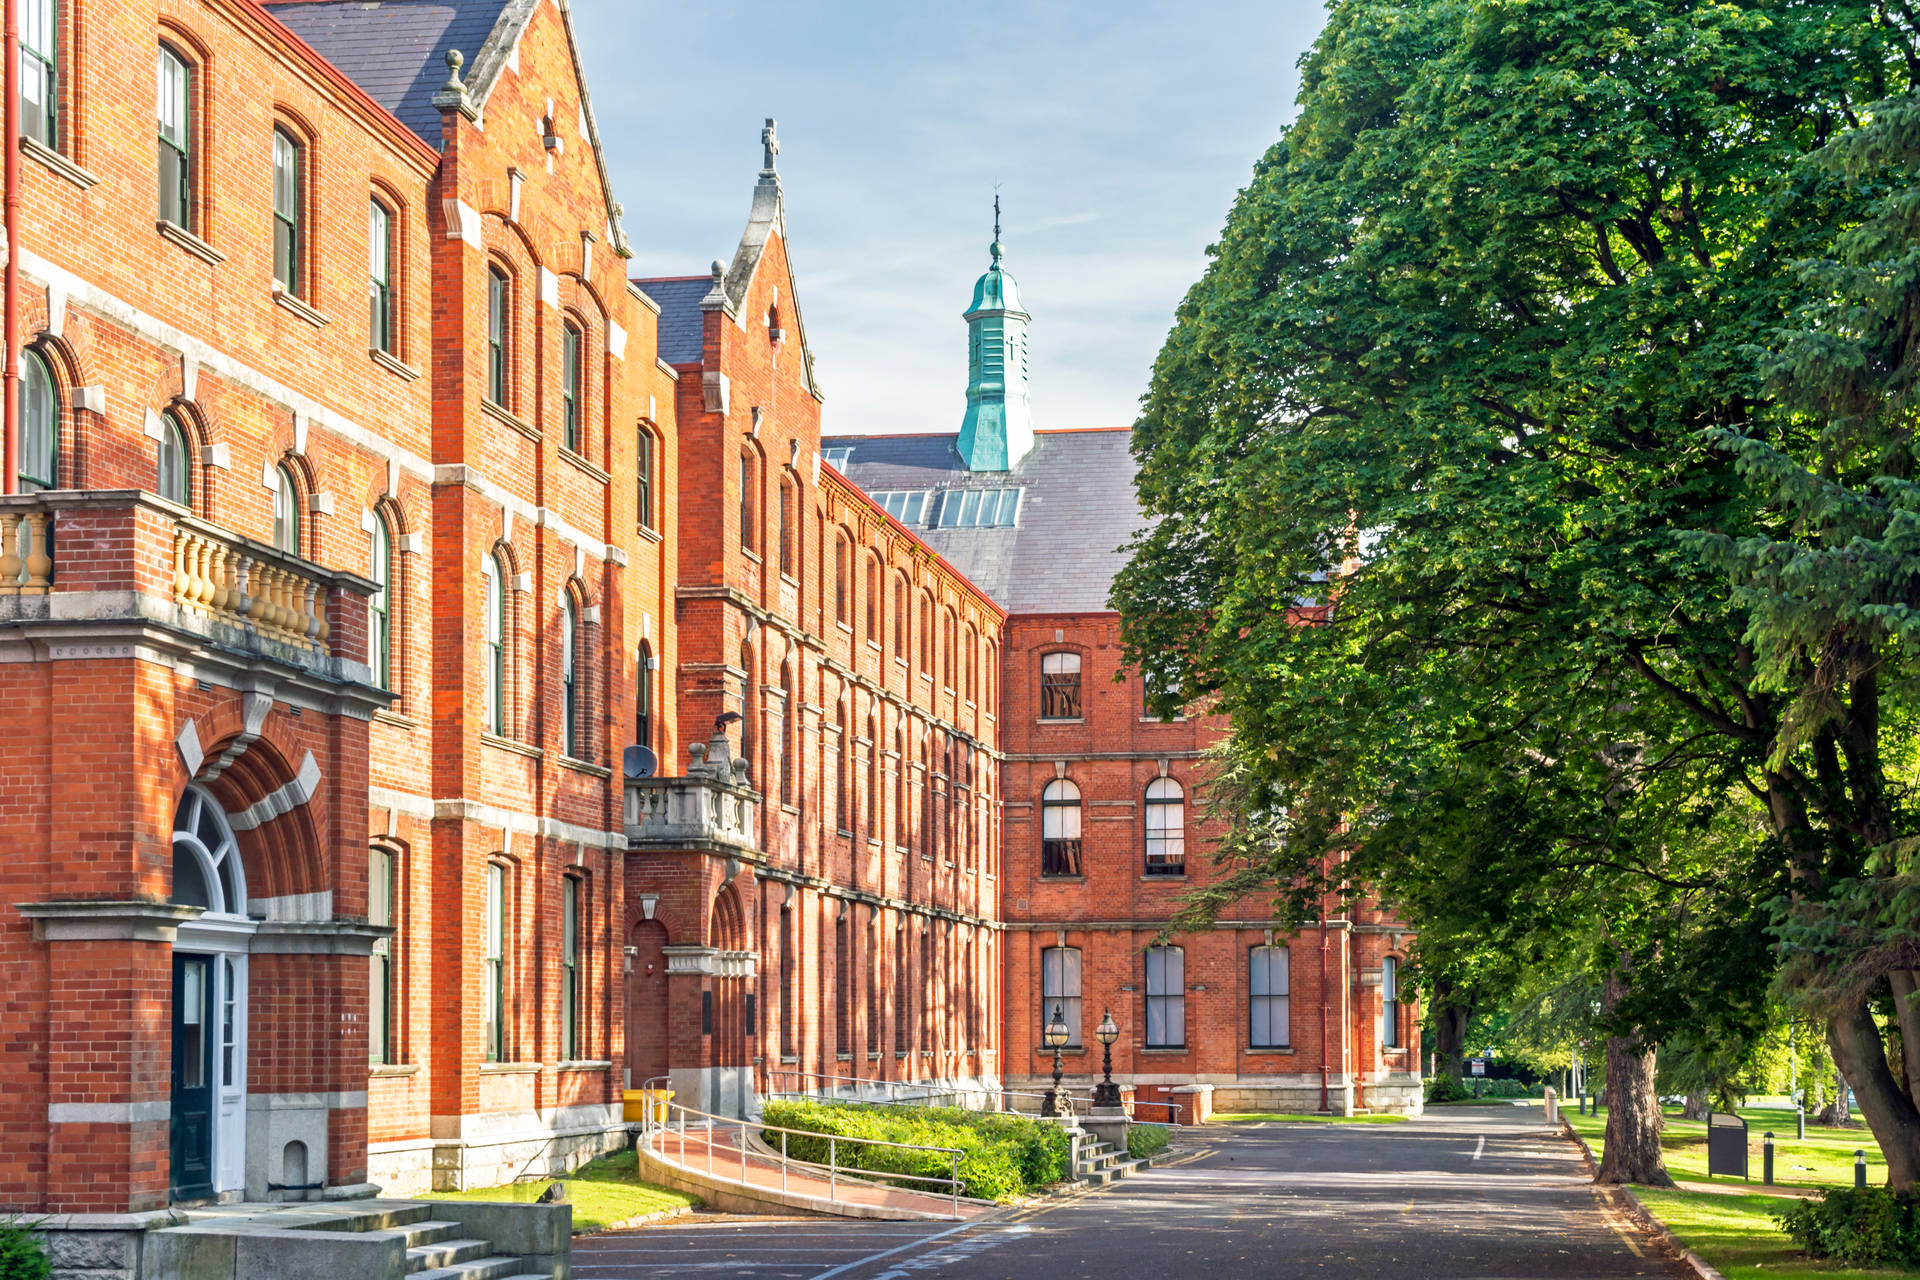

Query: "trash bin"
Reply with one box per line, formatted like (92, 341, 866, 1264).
(623, 1088, 673, 1123)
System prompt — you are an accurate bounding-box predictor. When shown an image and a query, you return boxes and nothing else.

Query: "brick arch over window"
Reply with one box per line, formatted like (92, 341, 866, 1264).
(193, 730, 329, 903)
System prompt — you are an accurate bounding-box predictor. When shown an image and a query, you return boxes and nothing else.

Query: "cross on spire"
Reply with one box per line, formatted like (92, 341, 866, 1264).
(761, 118, 779, 176)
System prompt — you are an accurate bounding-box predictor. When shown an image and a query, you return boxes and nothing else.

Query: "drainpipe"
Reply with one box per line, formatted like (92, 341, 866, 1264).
(3, 0, 19, 493)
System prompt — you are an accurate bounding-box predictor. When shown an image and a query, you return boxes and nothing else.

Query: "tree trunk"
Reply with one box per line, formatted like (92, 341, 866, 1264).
(1596, 1029, 1672, 1185)
(1891, 971, 1920, 1110)
(1432, 993, 1473, 1082)
(1820, 1064, 1852, 1126)
(1828, 995, 1920, 1191)
(1681, 1089, 1710, 1123)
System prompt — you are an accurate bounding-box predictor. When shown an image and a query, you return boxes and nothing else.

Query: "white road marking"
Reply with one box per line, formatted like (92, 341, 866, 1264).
(1474, 1136, 1486, 1160)
(804, 1222, 978, 1280)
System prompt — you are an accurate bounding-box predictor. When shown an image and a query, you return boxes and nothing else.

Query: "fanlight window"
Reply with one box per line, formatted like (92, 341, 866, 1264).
(170, 785, 245, 917)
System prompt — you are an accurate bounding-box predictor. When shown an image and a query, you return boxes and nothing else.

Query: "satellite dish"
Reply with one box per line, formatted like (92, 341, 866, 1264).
(624, 745, 659, 779)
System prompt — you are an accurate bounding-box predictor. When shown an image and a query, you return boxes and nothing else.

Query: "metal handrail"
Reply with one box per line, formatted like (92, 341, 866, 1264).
(635, 1090, 966, 1220)
(763, 1066, 1183, 1125)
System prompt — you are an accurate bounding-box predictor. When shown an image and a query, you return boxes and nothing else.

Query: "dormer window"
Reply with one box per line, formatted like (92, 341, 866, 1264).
(935, 488, 1020, 528)
(873, 490, 929, 524)
(823, 446, 854, 470)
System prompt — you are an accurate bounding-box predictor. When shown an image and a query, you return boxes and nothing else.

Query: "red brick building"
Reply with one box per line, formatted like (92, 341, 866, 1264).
(0, 0, 673, 1217)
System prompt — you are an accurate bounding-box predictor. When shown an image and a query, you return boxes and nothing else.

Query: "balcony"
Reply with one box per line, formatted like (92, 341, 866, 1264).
(0, 490, 383, 695)
(625, 728, 760, 855)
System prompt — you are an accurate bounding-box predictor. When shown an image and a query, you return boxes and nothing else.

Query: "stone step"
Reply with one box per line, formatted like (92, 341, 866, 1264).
(327, 1203, 437, 1233)
(399, 1221, 466, 1249)
(408, 1256, 529, 1280)
(407, 1237, 497, 1272)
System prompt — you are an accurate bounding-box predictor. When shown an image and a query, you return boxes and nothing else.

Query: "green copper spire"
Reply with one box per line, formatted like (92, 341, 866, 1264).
(957, 197, 1033, 472)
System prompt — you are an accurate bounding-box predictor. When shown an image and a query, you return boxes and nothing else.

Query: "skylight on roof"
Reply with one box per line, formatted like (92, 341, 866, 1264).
(872, 490, 930, 524)
(935, 488, 1020, 528)
(823, 446, 854, 469)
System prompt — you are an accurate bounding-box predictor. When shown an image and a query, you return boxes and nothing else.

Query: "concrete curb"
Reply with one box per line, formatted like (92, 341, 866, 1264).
(1560, 1119, 1729, 1280)
(585, 1203, 699, 1236)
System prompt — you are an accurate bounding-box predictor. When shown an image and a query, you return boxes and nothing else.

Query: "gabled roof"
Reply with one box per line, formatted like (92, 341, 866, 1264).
(263, 0, 633, 256)
(264, 0, 511, 142)
(632, 277, 710, 365)
(826, 428, 1147, 616)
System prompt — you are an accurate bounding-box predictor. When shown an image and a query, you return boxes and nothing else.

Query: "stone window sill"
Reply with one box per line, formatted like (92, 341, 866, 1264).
(742, 548, 762, 565)
(1039, 875, 1085, 883)
(369, 1063, 420, 1078)
(1038, 717, 1085, 726)
(561, 755, 612, 778)
(835, 1053, 852, 1062)
(373, 709, 419, 731)
(1139, 1047, 1189, 1055)
(479, 1061, 541, 1074)
(22, 136, 98, 189)
(637, 523, 662, 543)
(371, 348, 421, 382)
(561, 446, 610, 485)
(1141, 874, 1188, 883)
(483, 398, 539, 441)
(1037, 1047, 1087, 1056)
(158, 219, 224, 265)
(483, 732, 543, 760)
(1248, 1046, 1295, 1055)
(273, 286, 330, 329)
(557, 1060, 612, 1072)
(780, 1055, 800, 1065)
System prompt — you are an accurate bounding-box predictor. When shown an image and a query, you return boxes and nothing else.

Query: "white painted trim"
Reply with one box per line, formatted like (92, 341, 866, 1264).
(370, 786, 623, 850)
(225, 751, 322, 831)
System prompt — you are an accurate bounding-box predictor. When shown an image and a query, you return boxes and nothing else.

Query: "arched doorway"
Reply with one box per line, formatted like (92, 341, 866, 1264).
(169, 785, 254, 1203)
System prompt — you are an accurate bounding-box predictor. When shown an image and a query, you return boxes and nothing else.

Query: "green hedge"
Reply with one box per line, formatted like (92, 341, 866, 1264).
(1776, 1187, 1920, 1266)
(1128, 1125, 1171, 1160)
(759, 1101, 1070, 1202)
(0, 1221, 49, 1280)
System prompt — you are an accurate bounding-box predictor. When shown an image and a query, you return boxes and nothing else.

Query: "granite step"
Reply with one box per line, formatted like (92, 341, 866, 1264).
(406, 1237, 497, 1272)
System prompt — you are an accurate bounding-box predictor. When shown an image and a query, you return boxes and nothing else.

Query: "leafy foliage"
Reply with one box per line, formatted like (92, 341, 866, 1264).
(1127, 1125, 1172, 1160)
(0, 1221, 49, 1280)
(759, 1102, 1070, 1202)
(1776, 1186, 1920, 1265)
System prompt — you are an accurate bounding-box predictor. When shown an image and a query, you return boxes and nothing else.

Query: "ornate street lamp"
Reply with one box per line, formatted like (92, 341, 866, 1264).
(1040, 1004, 1070, 1116)
(1092, 1009, 1122, 1109)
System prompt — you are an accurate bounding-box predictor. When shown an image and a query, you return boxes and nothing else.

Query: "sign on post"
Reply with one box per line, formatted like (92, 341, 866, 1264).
(1707, 1112, 1749, 1180)
(1470, 1057, 1487, 1077)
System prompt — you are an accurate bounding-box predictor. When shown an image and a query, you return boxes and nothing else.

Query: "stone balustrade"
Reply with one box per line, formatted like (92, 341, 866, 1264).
(172, 521, 330, 652)
(626, 728, 760, 854)
(0, 507, 53, 595)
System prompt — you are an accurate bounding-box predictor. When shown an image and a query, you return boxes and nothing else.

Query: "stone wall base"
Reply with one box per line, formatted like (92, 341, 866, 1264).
(368, 1105, 629, 1196)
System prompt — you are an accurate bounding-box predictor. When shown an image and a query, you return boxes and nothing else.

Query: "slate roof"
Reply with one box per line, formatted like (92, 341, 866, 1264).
(263, 0, 513, 144)
(827, 428, 1146, 616)
(633, 277, 711, 365)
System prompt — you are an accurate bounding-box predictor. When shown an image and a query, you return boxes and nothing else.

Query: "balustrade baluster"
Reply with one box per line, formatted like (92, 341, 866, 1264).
(207, 546, 231, 615)
(21, 513, 52, 593)
(171, 528, 191, 603)
(0, 512, 21, 592)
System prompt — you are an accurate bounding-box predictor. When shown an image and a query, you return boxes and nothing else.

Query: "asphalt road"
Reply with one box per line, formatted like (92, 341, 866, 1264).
(572, 1105, 1691, 1279)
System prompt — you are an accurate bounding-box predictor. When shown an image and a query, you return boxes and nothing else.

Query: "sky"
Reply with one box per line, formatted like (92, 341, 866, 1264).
(573, 1, 1330, 438)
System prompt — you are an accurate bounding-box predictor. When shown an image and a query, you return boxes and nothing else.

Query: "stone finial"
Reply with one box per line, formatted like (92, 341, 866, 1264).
(711, 259, 726, 286)
(442, 48, 465, 92)
(761, 117, 779, 176)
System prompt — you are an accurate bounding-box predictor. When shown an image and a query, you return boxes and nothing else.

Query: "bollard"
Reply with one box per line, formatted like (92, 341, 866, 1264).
(1797, 1106, 1805, 1141)
(1579, 1093, 1587, 1115)
(1763, 1133, 1774, 1185)
(1857, 1150, 1868, 1189)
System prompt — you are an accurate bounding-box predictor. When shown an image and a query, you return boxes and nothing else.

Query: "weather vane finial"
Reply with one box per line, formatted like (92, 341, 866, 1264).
(994, 192, 1001, 243)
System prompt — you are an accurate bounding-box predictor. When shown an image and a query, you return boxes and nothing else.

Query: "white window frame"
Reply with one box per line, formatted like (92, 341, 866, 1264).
(1250, 945, 1290, 1049)
(1145, 946, 1185, 1048)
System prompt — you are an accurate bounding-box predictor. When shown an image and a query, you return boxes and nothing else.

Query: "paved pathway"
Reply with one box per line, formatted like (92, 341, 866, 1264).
(576, 1105, 1692, 1279)
(643, 1120, 988, 1218)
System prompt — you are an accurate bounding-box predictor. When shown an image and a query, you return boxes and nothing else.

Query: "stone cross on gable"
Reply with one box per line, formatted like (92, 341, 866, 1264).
(761, 118, 779, 175)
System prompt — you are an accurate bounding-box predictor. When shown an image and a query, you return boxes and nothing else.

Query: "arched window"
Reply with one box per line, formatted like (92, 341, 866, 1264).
(156, 44, 193, 229)
(1145, 777, 1185, 876)
(1145, 946, 1185, 1048)
(866, 712, 880, 845)
(483, 555, 506, 735)
(271, 464, 300, 554)
(1250, 945, 1290, 1049)
(834, 915, 850, 1056)
(1381, 956, 1401, 1049)
(961, 626, 975, 702)
(369, 513, 393, 690)
(778, 475, 795, 576)
(272, 127, 303, 295)
(369, 845, 396, 1064)
(836, 694, 851, 833)
(739, 450, 756, 553)
(893, 576, 907, 660)
(1040, 779, 1081, 877)
(833, 533, 849, 624)
(738, 640, 756, 767)
(942, 611, 955, 689)
(779, 662, 795, 808)
(865, 556, 880, 646)
(483, 862, 506, 1061)
(635, 428, 655, 529)
(1040, 652, 1082, 719)
(893, 926, 909, 1055)
(18, 349, 57, 492)
(562, 595, 580, 758)
(157, 411, 190, 506)
(561, 322, 583, 454)
(984, 641, 997, 712)
(486, 267, 510, 406)
(170, 785, 245, 917)
(560, 875, 581, 1060)
(780, 904, 796, 1059)
(21, 0, 56, 149)
(894, 726, 907, 852)
(369, 199, 395, 354)
(1040, 946, 1082, 1048)
(919, 593, 933, 670)
(636, 641, 654, 750)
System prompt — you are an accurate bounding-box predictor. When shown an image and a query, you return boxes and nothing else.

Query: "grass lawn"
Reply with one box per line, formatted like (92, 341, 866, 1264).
(422, 1150, 697, 1235)
(1632, 1188, 1907, 1280)
(1208, 1111, 1410, 1125)
(1565, 1105, 1881, 1190)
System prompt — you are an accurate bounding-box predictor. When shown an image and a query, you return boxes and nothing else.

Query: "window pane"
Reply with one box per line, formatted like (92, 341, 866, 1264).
(19, 351, 56, 492)
(158, 414, 189, 506)
(273, 130, 299, 292)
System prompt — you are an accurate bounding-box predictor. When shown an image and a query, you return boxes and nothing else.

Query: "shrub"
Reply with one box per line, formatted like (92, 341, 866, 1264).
(1426, 1075, 1473, 1103)
(1776, 1187, 1920, 1266)
(0, 1220, 50, 1280)
(1128, 1125, 1171, 1160)
(759, 1101, 1071, 1202)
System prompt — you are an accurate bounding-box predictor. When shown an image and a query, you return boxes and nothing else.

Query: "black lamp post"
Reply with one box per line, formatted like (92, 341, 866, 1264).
(1092, 1009, 1122, 1109)
(1040, 1004, 1070, 1116)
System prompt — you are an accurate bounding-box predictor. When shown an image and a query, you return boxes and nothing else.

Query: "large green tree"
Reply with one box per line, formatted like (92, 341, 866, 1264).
(1116, 0, 1920, 1184)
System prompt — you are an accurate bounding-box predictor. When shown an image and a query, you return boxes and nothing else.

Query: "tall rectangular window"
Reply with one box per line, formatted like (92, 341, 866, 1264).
(484, 559, 505, 735)
(893, 932, 908, 1054)
(1145, 946, 1185, 1048)
(369, 848, 394, 1064)
(369, 200, 393, 353)
(21, 0, 56, 149)
(780, 907, 796, 1059)
(156, 45, 192, 228)
(636, 642, 654, 749)
(636, 430, 654, 529)
(1381, 956, 1400, 1049)
(369, 517, 392, 691)
(834, 917, 850, 1057)
(1250, 946, 1290, 1049)
(560, 877, 579, 1060)
(1039, 946, 1082, 1048)
(562, 324, 582, 452)
(778, 478, 794, 576)
(487, 268, 509, 406)
(739, 452, 756, 552)
(484, 864, 505, 1062)
(562, 598, 579, 758)
(1040, 652, 1082, 719)
(272, 128, 301, 295)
